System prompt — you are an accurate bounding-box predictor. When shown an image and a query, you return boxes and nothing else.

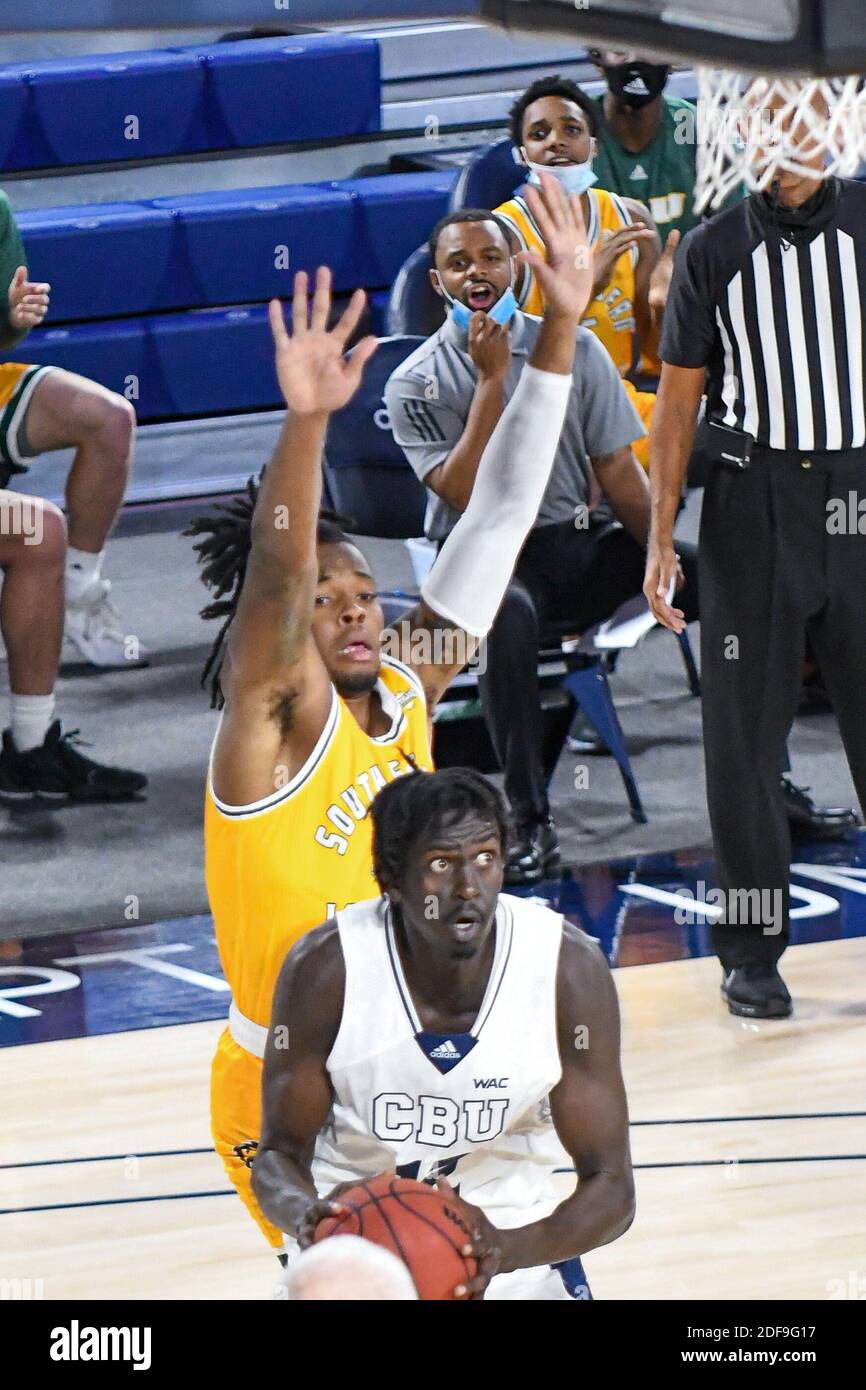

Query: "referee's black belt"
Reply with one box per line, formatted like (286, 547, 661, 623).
(748, 444, 866, 475)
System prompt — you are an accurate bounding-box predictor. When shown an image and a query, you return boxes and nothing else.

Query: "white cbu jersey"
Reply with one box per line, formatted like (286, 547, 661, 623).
(309, 893, 593, 1303)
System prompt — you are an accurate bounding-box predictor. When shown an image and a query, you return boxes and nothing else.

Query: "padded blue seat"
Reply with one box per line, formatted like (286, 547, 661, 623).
(0, 33, 380, 172)
(449, 137, 525, 213)
(192, 35, 380, 147)
(17, 203, 180, 321)
(323, 336, 428, 539)
(0, 69, 29, 169)
(341, 173, 456, 286)
(3, 320, 173, 419)
(148, 305, 279, 417)
(387, 244, 444, 337)
(23, 49, 208, 167)
(150, 184, 361, 303)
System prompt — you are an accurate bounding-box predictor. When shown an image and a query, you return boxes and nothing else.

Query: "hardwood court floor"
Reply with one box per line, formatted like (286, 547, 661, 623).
(3, 938, 865, 1301)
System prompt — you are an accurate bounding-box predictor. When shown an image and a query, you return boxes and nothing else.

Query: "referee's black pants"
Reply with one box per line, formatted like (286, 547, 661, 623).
(477, 520, 700, 829)
(700, 448, 866, 970)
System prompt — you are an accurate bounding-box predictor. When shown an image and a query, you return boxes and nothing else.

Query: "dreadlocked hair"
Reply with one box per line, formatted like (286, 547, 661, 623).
(183, 469, 355, 709)
(370, 766, 510, 895)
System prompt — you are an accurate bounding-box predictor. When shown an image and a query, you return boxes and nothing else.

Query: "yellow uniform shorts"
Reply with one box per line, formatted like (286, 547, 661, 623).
(210, 1027, 283, 1250)
(0, 362, 52, 470)
(623, 378, 655, 471)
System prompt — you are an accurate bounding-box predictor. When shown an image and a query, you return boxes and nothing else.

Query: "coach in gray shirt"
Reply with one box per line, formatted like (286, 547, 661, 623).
(385, 208, 699, 883)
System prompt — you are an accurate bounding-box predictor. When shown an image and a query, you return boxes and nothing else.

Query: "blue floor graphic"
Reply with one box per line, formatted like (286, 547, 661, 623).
(3, 831, 866, 1047)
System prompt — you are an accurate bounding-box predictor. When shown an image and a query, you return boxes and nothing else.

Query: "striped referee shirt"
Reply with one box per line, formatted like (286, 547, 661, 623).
(660, 178, 866, 452)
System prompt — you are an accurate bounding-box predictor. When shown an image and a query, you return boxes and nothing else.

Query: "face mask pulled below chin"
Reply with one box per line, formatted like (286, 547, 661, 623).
(435, 275, 519, 330)
(605, 62, 670, 108)
(521, 152, 597, 198)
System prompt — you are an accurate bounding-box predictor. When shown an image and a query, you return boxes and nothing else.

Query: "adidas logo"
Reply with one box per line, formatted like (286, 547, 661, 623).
(430, 1040, 461, 1059)
(630, 164, 648, 181)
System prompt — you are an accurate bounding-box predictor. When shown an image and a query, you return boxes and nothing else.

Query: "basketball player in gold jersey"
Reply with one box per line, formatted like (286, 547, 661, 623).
(496, 76, 680, 467)
(195, 173, 596, 1251)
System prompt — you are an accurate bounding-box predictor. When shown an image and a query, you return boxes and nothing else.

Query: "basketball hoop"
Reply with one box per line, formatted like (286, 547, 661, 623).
(694, 69, 866, 211)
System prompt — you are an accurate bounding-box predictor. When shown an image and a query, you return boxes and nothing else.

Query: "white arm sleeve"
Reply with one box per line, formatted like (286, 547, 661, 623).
(420, 364, 572, 638)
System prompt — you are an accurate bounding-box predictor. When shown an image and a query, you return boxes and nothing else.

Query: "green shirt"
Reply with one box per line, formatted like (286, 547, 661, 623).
(592, 94, 700, 240)
(0, 190, 29, 353)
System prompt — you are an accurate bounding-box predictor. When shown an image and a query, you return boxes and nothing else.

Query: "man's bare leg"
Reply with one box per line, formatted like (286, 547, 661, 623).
(0, 488, 147, 801)
(21, 368, 148, 669)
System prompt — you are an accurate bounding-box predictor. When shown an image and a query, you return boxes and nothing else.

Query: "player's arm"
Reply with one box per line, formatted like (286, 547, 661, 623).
(251, 923, 347, 1241)
(422, 316, 510, 513)
(211, 269, 378, 804)
(389, 173, 595, 709)
(644, 225, 714, 632)
(496, 924, 635, 1274)
(643, 362, 705, 633)
(591, 446, 651, 544)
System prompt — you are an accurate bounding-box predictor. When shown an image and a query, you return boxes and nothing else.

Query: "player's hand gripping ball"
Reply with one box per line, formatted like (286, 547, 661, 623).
(314, 1172, 479, 1300)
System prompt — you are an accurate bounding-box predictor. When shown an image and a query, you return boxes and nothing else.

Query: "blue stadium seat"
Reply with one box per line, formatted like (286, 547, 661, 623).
(0, 33, 380, 171)
(340, 173, 456, 287)
(3, 320, 173, 419)
(323, 336, 428, 539)
(387, 244, 444, 338)
(449, 137, 525, 213)
(148, 305, 279, 417)
(18, 203, 180, 321)
(149, 184, 360, 304)
(192, 35, 380, 147)
(0, 69, 30, 169)
(4, 297, 371, 421)
(19, 174, 456, 324)
(24, 49, 209, 168)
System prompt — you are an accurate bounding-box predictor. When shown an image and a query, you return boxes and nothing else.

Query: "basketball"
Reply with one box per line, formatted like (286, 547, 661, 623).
(314, 1174, 478, 1300)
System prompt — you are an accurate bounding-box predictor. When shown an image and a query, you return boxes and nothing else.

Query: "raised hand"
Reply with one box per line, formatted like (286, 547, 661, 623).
(468, 313, 511, 381)
(516, 173, 595, 324)
(8, 266, 50, 331)
(593, 223, 657, 299)
(268, 267, 378, 417)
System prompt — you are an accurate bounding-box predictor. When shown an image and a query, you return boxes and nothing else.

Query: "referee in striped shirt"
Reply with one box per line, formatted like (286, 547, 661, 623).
(645, 96, 866, 1018)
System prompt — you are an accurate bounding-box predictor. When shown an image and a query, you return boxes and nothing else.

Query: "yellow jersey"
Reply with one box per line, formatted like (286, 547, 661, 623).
(205, 653, 434, 1026)
(497, 185, 640, 374)
(496, 185, 654, 467)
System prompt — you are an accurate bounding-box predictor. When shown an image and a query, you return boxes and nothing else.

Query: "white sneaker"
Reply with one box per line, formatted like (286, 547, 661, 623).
(64, 578, 151, 669)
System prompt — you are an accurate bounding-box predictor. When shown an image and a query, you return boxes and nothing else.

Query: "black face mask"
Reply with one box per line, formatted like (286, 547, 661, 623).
(605, 62, 670, 109)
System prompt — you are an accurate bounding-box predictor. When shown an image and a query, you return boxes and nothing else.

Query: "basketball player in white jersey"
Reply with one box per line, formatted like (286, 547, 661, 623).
(252, 767, 634, 1301)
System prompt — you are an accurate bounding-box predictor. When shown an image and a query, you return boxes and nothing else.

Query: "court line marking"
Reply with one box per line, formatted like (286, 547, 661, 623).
(4, 1112, 866, 1172)
(3, 1153, 866, 1217)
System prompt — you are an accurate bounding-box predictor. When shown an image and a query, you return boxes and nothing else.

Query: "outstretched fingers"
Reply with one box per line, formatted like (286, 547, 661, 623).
(331, 287, 369, 348)
(291, 269, 310, 337)
(343, 334, 379, 390)
(310, 265, 333, 334)
(268, 296, 291, 351)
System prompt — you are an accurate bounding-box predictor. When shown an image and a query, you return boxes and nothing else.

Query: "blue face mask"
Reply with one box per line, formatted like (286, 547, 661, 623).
(434, 272, 518, 330)
(522, 150, 598, 198)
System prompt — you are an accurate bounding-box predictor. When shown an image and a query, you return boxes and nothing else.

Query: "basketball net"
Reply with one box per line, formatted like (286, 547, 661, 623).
(694, 69, 866, 211)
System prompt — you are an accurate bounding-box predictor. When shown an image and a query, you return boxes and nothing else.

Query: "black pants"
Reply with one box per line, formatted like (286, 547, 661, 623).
(477, 520, 699, 828)
(700, 449, 866, 969)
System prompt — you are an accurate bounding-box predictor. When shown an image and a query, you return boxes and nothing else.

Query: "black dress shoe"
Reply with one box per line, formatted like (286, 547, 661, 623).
(782, 777, 860, 841)
(505, 817, 561, 887)
(721, 964, 793, 1019)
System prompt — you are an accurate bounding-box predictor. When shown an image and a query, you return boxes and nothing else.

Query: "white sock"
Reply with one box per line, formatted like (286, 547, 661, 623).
(65, 547, 104, 602)
(11, 692, 56, 752)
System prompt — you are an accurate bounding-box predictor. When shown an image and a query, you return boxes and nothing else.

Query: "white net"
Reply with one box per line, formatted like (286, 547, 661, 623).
(694, 70, 866, 211)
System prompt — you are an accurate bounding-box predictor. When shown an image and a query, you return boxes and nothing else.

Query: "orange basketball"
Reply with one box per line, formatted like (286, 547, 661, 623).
(314, 1173, 478, 1300)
